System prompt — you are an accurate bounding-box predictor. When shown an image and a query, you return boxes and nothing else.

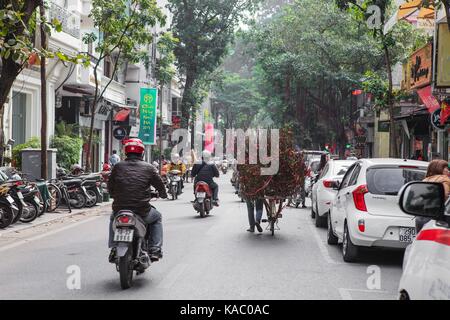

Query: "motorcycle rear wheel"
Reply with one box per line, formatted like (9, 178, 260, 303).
(85, 190, 98, 208)
(19, 200, 39, 223)
(70, 191, 86, 209)
(0, 204, 14, 229)
(119, 246, 134, 289)
(199, 203, 206, 218)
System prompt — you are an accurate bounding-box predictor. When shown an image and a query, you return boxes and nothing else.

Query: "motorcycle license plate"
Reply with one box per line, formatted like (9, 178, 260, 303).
(399, 227, 416, 243)
(34, 196, 41, 205)
(6, 195, 14, 204)
(196, 192, 206, 198)
(17, 192, 24, 200)
(114, 229, 134, 242)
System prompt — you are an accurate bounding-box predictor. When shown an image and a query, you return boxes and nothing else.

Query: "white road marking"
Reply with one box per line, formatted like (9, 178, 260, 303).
(0, 216, 102, 253)
(157, 263, 188, 289)
(338, 288, 394, 300)
(308, 222, 342, 265)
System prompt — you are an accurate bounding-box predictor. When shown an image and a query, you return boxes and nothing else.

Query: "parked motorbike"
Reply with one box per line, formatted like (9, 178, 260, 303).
(193, 181, 213, 218)
(167, 170, 182, 200)
(62, 179, 90, 209)
(12, 182, 40, 223)
(0, 184, 18, 229)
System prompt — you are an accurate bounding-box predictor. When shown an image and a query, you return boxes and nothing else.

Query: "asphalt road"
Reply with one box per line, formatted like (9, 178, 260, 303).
(0, 173, 404, 300)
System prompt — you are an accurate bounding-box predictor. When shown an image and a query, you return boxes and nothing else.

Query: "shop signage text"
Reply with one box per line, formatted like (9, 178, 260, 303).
(410, 43, 432, 89)
(139, 88, 158, 145)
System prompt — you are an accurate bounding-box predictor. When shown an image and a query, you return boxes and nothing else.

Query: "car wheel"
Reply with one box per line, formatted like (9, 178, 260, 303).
(310, 201, 316, 219)
(327, 212, 338, 245)
(315, 207, 327, 228)
(342, 222, 359, 263)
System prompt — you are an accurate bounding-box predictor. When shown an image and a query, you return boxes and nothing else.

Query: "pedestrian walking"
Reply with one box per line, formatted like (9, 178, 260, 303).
(109, 150, 121, 167)
(246, 198, 264, 233)
(416, 159, 450, 232)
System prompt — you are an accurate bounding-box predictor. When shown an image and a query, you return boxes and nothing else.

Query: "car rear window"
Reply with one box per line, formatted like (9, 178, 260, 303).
(366, 167, 426, 195)
(310, 161, 320, 173)
(333, 165, 350, 176)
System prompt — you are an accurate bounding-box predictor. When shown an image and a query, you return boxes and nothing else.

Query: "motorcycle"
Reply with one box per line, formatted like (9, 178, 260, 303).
(167, 170, 182, 200)
(0, 184, 18, 229)
(221, 163, 228, 174)
(62, 178, 90, 209)
(193, 181, 213, 218)
(110, 190, 160, 289)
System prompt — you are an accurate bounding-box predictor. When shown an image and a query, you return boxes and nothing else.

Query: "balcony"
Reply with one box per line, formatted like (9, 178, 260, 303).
(48, 2, 81, 39)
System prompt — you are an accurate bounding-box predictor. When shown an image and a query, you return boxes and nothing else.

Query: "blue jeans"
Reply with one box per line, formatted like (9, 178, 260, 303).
(108, 207, 163, 253)
(246, 199, 264, 229)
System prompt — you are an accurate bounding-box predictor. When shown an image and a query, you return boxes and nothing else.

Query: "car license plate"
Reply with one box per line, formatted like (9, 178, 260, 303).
(6, 195, 14, 204)
(114, 229, 134, 242)
(17, 192, 24, 200)
(197, 192, 206, 198)
(399, 227, 416, 243)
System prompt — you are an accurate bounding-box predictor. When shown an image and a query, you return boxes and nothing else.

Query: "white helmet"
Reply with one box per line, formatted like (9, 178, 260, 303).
(202, 150, 211, 162)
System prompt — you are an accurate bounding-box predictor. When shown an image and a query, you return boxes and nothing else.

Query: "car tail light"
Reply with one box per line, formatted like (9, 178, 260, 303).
(352, 185, 368, 212)
(323, 180, 334, 188)
(117, 215, 133, 225)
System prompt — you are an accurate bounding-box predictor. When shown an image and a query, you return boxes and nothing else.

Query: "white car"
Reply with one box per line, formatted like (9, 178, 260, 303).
(327, 158, 428, 262)
(311, 160, 356, 228)
(397, 181, 450, 300)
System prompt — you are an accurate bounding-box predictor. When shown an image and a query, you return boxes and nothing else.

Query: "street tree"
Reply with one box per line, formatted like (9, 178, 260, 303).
(167, 0, 260, 144)
(335, 1, 432, 157)
(154, 31, 178, 172)
(0, 0, 88, 168)
(82, 0, 165, 171)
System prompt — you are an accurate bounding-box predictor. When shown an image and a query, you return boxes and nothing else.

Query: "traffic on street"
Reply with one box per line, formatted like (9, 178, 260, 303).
(1, 0, 450, 306)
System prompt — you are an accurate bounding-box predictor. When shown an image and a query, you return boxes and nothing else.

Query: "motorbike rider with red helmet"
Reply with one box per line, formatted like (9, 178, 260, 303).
(108, 138, 168, 262)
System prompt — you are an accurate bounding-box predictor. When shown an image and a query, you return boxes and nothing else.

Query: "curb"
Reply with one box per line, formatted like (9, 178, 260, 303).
(0, 201, 112, 236)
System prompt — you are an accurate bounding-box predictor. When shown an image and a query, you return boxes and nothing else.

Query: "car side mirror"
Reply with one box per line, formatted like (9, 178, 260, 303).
(332, 181, 340, 190)
(398, 182, 445, 219)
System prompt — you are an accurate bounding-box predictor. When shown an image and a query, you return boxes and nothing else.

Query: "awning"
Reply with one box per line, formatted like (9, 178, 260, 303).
(114, 108, 131, 122)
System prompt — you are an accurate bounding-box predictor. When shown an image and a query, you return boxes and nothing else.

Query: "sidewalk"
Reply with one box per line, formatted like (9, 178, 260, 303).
(0, 201, 112, 237)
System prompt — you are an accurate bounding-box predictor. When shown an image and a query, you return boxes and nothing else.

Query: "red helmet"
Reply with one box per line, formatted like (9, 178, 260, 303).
(102, 163, 111, 171)
(124, 138, 145, 155)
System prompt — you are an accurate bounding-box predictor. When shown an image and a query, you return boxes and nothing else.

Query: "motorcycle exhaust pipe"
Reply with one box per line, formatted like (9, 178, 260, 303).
(139, 253, 150, 268)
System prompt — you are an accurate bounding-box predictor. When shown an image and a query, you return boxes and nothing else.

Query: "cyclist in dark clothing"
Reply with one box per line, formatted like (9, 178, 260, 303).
(191, 150, 220, 206)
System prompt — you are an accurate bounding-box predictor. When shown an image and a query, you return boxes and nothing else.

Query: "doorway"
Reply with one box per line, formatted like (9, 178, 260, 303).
(12, 92, 27, 145)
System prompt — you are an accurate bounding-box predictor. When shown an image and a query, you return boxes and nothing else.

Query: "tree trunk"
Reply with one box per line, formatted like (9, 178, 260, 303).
(40, 3, 48, 179)
(181, 73, 196, 148)
(383, 40, 396, 158)
(159, 85, 163, 174)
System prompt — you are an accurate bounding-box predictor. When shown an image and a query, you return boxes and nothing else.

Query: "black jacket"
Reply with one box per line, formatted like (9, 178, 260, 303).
(108, 155, 168, 216)
(191, 161, 219, 185)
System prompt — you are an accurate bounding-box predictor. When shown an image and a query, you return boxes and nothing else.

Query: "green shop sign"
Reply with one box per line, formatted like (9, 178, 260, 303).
(139, 88, 158, 145)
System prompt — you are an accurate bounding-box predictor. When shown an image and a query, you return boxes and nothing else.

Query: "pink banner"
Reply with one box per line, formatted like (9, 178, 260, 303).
(205, 123, 214, 153)
(417, 85, 440, 114)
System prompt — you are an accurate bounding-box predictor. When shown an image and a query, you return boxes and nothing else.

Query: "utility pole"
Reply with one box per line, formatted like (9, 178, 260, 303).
(40, 1, 48, 179)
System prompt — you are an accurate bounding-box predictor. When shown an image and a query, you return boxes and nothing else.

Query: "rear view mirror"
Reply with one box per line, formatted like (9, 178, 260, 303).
(398, 182, 445, 219)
